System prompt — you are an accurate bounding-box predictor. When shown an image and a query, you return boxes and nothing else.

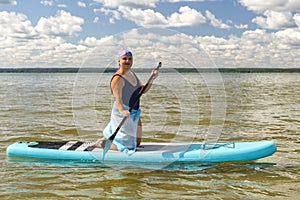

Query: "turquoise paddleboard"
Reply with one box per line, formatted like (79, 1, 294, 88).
(6, 141, 276, 163)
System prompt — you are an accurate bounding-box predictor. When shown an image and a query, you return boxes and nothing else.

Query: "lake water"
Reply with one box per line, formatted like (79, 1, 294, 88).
(0, 72, 299, 199)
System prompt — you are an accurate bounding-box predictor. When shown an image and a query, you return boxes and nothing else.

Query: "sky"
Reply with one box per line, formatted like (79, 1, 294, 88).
(0, 0, 300, 68)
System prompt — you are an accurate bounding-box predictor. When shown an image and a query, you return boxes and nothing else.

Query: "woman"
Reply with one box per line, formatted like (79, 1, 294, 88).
(92, 50, 158, 153)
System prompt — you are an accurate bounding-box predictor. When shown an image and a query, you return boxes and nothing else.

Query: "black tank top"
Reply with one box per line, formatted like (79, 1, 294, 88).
(111, 72, 142, 110)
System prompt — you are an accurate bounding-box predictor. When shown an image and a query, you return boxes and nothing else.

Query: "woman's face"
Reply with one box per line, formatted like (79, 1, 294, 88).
(119, 55, 133, 69)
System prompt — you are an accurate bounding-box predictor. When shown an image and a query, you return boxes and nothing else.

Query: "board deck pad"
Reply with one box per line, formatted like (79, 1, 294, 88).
(27, 141, 193, 152)
(27, 141, 237, 152)
(27, 141, 103, 152)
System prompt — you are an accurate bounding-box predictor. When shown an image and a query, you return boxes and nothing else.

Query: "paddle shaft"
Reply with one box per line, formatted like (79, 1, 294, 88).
(108, 62, 162, 142)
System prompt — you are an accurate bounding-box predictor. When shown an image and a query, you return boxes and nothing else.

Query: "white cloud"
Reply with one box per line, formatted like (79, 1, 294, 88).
(93, 0, 159, 8)
(1, 3, 299, 69)
(275, 28, 300, 45)
(166, 0, 205, 2)
(40, 0, 54, 7)
(92, 0, 210, 9)
(119, 6, 167, 27)
(79, 35, 114, 47)
(0, 0, 17, 5)
(79, 37, 99, 46)
(0, 11, 36, 39)
(0, 10, 86, 67)
(93, 17, 100, 23)
(252, 10, 295, 29)
(93, 0, 208, 9)
(57, 4, 67, 8)
(75, 28, 300, 68)
(77, 1, 86, 8)
(2, 22, 300, 68)
(168, 6, 206, 27)
(235, 24, 248, 29)
(99, 8, 121, 24)
(205, 10, 231, 29)
(294, 13, 300, 28)
(238, 0, 300, 13)
(238, 0, 300, 52)
(198, 28, 300, 67)
(241, 29, 272, 43)
(119, 6, 206, 27)
(35, 10, 84, 37)
(93, 1, 235, 29)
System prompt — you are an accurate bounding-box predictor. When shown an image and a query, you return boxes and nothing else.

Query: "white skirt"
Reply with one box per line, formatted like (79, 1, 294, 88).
(102, 102, 141, 152)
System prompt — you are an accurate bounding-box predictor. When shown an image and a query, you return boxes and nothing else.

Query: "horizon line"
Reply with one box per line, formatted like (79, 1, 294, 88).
(0, 67, 299, 73)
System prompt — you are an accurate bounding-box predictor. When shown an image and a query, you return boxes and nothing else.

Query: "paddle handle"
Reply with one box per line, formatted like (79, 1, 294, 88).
(142, 62, 162, 93)
(108, 62, 162, 142)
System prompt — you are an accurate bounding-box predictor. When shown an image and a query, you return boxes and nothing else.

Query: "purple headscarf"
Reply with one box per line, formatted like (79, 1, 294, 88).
(118, 50, 133, 60)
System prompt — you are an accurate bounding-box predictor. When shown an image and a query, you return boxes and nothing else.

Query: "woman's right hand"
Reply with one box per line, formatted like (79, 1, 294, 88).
(120, 110, 130, 118)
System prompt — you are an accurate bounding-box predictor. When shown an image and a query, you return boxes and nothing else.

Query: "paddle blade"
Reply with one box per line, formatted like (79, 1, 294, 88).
(102, 139, 111, 161)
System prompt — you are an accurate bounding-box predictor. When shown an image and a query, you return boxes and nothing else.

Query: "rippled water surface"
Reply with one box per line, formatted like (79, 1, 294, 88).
(0, 72, 299, 199)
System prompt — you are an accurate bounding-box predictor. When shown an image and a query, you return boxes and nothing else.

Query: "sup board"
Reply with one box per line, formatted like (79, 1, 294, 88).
(6, 141, 276, 163)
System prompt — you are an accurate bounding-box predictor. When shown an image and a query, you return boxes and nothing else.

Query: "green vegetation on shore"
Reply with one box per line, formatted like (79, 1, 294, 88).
(0, 68, 299, 73)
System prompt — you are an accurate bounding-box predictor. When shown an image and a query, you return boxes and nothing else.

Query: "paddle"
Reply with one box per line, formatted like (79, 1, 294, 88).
(102, 62, 162, 160)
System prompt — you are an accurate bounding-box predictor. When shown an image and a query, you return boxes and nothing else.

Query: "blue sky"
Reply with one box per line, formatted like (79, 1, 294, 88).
(0, 0, 300, 68)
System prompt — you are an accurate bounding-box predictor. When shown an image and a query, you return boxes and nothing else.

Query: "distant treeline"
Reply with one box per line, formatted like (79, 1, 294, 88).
(0, 68, 299, 73)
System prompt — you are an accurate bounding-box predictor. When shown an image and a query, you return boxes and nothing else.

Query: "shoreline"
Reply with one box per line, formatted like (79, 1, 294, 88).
(0, 68, 299, 73)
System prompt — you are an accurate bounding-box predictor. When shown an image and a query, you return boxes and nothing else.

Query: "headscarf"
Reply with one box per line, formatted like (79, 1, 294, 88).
(118, 50, 132, 60)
